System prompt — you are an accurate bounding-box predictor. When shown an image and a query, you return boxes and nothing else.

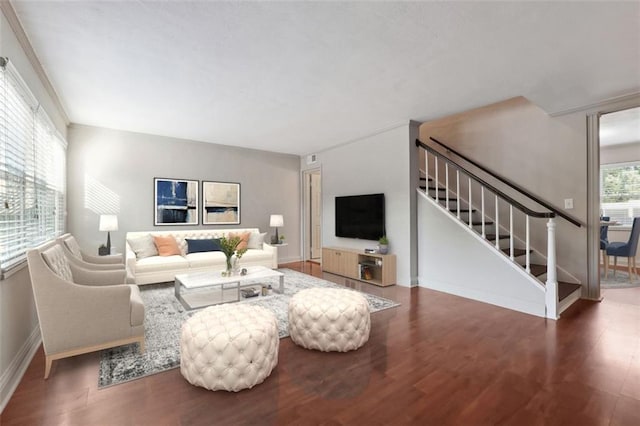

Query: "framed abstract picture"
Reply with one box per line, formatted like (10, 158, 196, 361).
(154, 178, 199, 225)
(202, 181, 240, 225)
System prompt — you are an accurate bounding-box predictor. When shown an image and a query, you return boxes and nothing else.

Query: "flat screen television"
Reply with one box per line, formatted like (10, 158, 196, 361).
(335, 193, 385, 240)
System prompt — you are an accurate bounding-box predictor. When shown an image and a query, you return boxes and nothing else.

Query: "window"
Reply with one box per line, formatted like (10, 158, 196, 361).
(600, 162, 640, 227)
(0, 58, 66, 276)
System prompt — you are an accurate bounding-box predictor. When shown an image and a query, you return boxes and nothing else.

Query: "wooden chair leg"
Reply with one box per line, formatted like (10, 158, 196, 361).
(614, 256, 618, 277)
(44, 356, 53, 379)
(628, 257, 633, 282)
(604, 253, 609, 277)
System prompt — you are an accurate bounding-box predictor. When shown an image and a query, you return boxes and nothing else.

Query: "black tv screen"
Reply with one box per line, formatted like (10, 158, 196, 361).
(335, 193, 385, 240)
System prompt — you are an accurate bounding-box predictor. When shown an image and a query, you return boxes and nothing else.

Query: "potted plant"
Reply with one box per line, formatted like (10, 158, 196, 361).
(378, 236, 389, 254)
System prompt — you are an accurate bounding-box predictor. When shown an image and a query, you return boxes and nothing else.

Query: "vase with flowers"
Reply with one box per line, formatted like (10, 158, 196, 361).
(220, 236, 242, 276)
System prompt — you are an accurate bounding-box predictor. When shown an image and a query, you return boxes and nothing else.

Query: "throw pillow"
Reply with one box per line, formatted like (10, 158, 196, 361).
(229, 231, 251, 251)
(153, 235, 181, 256)
(127, 234, 159, 259)
(247, 232, 267, 250)
(185, 238, 222, 254)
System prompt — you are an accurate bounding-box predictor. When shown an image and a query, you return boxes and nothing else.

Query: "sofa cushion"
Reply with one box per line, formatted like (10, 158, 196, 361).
(186, 238, 221, 254)
(185, 251, 227, 268)
(135, 255, 189, 274)
(230, 231, 251, 251)
(127, 234, 158, 259)
(247, 232, 267, 250)
(154, 235, 181, 256)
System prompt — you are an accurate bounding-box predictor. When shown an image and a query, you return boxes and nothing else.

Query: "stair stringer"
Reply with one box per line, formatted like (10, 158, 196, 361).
(417, 190, 548, 318)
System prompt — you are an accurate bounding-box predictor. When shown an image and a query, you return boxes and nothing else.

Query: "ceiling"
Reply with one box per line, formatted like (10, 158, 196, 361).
(10, 1, 640, 156)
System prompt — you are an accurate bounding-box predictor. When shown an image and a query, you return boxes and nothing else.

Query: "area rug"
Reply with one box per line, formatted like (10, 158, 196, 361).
(98, 269, 400, 388)
(601, 270, 640, 289)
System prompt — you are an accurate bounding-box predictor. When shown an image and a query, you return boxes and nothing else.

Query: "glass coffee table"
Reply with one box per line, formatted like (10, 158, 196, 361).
(174, 265, 284, 310)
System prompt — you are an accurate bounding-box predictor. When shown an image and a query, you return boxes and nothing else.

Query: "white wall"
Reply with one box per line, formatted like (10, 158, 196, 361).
(67, 124, 302, 263)
(301, 123, 418, 286)
(418, 193, 546, 317)
(0, 7, 67, 410)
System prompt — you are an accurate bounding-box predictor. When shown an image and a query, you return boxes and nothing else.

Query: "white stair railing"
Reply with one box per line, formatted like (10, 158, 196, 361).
(418, 141, 569, 318)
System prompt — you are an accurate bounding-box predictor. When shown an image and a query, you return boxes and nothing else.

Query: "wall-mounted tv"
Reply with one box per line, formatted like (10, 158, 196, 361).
(335, 193, 385, 241)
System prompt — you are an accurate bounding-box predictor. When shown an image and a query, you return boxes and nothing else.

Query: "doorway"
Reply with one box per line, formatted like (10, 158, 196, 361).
(598, 107, 640, 289)
(302, 169, 322, 263)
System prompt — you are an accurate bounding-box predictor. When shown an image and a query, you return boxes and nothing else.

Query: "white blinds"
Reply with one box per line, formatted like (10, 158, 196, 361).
(0, 58, 66, 274)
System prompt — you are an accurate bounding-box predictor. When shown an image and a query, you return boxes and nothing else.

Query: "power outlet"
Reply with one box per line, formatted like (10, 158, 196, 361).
(564, 198, 574, 209)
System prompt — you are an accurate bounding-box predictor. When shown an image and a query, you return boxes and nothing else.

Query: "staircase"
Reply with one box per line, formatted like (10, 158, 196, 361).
(416, 138, 582, 319)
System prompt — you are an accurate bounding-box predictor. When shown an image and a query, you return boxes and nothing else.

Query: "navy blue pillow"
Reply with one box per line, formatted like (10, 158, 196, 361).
(186, 238, 221, 254)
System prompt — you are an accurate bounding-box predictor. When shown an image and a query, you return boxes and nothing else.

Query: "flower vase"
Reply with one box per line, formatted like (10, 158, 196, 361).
(232, 256, 241, 275)
(225, 256, 233, 275)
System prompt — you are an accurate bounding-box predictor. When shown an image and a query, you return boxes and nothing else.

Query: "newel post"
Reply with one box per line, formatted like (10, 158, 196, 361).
(545, 218, 559, 319)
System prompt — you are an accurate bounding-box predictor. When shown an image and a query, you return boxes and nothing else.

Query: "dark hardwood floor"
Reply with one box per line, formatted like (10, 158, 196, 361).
(2, 262, 640, 425)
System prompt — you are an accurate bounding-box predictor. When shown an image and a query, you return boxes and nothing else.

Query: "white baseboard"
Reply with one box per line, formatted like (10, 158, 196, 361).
(279, 256, 302, 264)
(0, 326, 41, 413)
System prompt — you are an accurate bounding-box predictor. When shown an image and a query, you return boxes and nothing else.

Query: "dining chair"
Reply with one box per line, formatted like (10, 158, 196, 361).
(600, 216, 610, 268)
(605, 217, 640, 281)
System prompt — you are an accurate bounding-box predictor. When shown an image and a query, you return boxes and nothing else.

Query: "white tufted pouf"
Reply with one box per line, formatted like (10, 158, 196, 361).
(180, 304, 279, 392)
(288, 288, 370, 352)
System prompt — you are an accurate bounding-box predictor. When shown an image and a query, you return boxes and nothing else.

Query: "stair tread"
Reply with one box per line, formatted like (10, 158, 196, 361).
(448, 208, 476, 213)
(558, 282, 582, 302)
(486, 233, 509, 240)
(501, 248, 531, 257)
(526, 263, 547, 277)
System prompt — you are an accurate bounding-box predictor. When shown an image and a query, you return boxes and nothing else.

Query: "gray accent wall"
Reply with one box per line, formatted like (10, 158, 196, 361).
(301, 123, 419, 287)
(67, 124, 301, 263)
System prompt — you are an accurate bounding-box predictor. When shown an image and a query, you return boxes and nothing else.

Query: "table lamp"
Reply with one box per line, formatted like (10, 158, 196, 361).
(270, 214, 283, 244)
(99, 214, 118, 254)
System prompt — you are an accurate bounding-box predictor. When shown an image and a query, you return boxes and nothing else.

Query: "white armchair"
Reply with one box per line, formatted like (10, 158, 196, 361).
(27, 240, 145, 379)
(57, 234, 124, 272)
(59, 233, 124, 265)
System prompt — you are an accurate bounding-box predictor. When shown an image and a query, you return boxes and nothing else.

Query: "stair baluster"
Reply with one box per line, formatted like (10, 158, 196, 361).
(456, 170, 461, 219)
(481, 186, 486, 238)
(445, 163, 449, 211)
(495, 195, 500, 250)
(468, 177, 472, 228)
(525, 215, 531, 273)
(509, 206, 514, 261)
(435, 158, 439, 203)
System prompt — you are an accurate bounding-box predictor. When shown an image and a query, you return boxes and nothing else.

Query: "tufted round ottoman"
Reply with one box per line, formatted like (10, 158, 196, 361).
(288, 288, 370, 352)
(180, 304, 279, 392)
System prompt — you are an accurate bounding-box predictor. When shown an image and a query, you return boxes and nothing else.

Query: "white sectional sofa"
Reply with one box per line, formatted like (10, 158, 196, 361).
(125, 228, 277, 285)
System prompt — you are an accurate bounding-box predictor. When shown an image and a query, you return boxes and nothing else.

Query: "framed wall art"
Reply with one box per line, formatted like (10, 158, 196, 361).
(154, 178, 199, 225)
(202, 181, 240, 225)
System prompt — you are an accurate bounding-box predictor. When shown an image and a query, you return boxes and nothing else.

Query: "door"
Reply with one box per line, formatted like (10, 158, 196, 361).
(310, 172, 322, 260)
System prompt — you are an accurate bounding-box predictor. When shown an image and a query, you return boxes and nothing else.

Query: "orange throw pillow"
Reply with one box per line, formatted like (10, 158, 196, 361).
(153, 235, 181, 256)
(229, 231, 251, 251)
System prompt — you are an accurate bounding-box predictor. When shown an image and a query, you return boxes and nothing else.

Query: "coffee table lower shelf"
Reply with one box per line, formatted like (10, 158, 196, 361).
(174, 266, 285, 310)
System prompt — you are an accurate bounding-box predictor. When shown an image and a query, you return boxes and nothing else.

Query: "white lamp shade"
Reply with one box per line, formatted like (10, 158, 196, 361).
(99, 215, 118, 232)
(269, 214, 284, 227)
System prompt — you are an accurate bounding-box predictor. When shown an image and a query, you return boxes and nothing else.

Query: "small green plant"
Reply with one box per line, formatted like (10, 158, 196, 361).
(378, 236, 388, 245)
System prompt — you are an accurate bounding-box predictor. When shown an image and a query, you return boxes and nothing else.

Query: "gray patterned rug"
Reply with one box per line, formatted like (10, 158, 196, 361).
(98, 269, 400, 388)
(601, 270, 640, 289)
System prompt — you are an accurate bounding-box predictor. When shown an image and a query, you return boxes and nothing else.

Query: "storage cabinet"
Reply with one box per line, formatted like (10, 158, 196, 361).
(322, 247, 396, 287)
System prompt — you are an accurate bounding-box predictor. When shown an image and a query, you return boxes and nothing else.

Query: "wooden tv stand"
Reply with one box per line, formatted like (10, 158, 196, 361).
(322, 247, 396, 287)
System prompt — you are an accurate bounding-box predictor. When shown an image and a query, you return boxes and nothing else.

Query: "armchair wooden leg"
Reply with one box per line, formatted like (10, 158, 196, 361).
(614, 256, 618, 277)
(628, 257, 633, 282)
(138, 337, 146, 354)
(44, 356, 53, 379)
(604, 253, 609, 277)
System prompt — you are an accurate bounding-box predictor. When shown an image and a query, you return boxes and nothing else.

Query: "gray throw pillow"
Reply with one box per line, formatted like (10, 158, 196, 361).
(128, 234, 159, 259)
(247, 232, 267, 250)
